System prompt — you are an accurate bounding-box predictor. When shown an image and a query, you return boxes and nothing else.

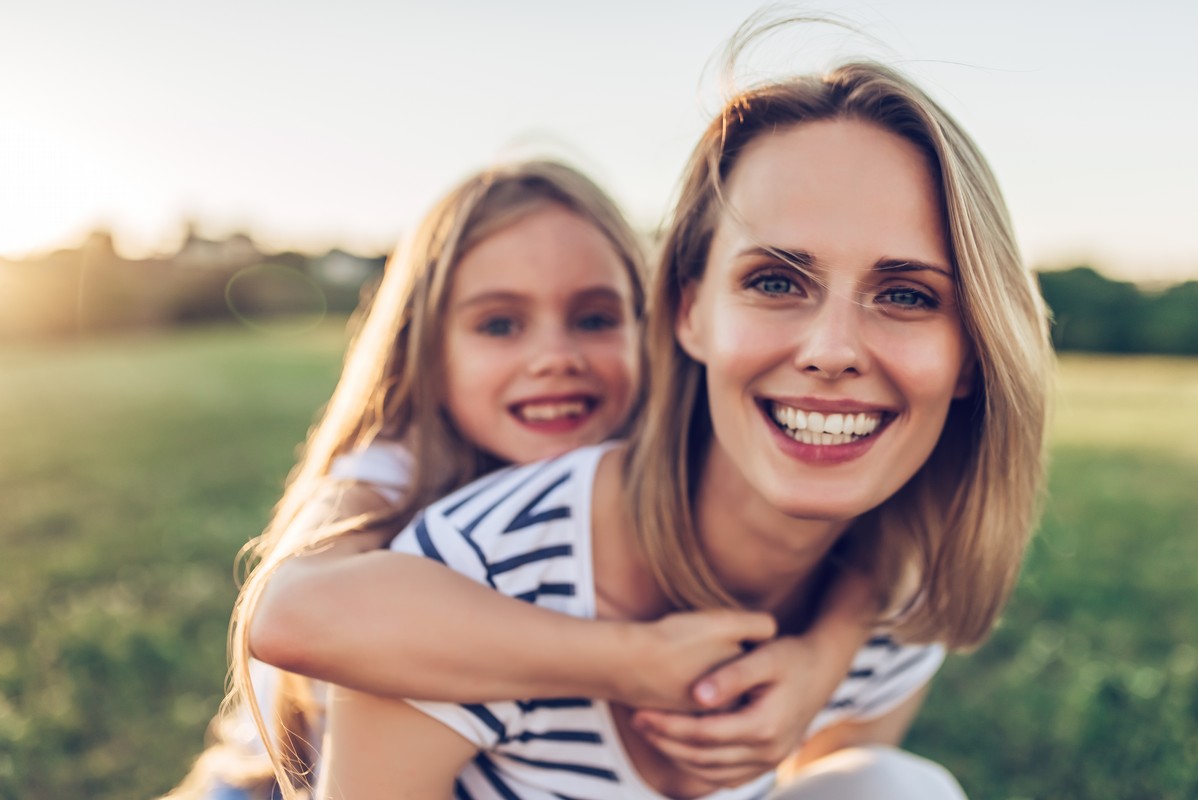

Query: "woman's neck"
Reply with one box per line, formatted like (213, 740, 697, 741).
(692, 443, 851, 624)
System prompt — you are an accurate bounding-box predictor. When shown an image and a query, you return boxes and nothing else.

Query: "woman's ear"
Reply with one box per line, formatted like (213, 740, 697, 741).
(674, 280, 707, 364)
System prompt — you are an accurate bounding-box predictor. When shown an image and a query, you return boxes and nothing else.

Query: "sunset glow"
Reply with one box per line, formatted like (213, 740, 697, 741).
(2, 0, 1195, 280)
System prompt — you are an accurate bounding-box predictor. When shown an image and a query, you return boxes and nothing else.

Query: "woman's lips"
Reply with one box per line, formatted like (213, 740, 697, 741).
(760, 399, 894, 462)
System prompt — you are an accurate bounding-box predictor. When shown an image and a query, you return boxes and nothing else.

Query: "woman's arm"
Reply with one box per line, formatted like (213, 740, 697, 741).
(318, 686, 478, 800)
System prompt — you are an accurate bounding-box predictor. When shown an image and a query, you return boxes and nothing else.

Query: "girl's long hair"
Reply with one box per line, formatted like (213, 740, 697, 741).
(626, 55, 1053, 648)
(162, 160, 645, 800)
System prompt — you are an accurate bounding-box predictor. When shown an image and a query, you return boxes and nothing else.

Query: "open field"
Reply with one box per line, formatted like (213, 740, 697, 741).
(909, 358, 1198, 797)
(1, 325, 1195, 799)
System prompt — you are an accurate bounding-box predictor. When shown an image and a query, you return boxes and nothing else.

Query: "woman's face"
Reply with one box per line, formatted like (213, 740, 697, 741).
(443, 205, 641, 464)
(676, 118, 975, 522)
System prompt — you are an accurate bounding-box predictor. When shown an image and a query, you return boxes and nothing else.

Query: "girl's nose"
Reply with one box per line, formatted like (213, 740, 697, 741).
(528, 332, 587, 376)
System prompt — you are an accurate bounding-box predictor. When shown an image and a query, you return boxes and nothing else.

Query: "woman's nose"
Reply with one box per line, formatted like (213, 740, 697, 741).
(792, 294, 865, 380)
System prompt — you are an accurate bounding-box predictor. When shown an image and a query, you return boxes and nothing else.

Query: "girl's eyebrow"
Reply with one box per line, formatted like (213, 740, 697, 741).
(452, 290, 529, 311)
(454, 286, 627, 311)
(570, 287, 627, 305)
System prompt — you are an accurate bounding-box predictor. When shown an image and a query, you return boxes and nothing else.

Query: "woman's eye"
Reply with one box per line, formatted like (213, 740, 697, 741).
(576, 313, 618, 332)
(877, 287, 938, 310)
(477, 317, 518, 336)
(749, 273, 798, 296)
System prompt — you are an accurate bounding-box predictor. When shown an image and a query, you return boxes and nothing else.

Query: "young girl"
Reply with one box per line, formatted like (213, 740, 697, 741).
(296, 55, 1053, 800)
(171, 160, 873, 799)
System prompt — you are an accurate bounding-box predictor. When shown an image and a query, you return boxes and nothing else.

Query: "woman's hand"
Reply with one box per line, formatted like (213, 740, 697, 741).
(628, 570, 875, 787)
(629, 635, 830, 786)
(607, 609, 778, 711)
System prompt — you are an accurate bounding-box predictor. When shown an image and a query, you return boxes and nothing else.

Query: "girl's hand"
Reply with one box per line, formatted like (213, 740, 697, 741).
(629, 635, 835, 787)
(609, 609, 777, 712)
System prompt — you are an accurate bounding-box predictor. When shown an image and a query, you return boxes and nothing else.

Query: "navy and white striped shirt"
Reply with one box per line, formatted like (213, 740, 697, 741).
(390, 444, 944, 800)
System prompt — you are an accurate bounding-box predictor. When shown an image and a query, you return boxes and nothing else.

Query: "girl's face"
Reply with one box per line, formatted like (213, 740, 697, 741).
(676, 118, 975, 522)
(443, 205, 640, 464)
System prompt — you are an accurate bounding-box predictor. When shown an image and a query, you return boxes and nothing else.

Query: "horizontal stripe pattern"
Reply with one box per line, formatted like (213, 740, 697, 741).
(396, 449, 630, 798)
(389, 445, 943, 798)
(812, 635, 946, 735)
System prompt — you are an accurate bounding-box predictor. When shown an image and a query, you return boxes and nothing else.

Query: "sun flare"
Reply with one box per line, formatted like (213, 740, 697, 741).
(0, 117, 123, 258)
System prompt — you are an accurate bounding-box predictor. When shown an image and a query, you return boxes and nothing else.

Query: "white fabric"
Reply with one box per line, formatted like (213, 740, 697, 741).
(773, 746, 968, 799)
(327, 438, 413, 504)
(226, 440, 413, 793)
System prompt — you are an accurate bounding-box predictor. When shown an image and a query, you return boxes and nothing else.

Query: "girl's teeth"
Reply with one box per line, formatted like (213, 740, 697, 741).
(520, 400, 587, 421)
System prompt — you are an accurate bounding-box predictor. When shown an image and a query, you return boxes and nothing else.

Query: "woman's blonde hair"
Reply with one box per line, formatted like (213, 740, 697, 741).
(626, 58, 1053, 649)
(163, 159, 645, 800)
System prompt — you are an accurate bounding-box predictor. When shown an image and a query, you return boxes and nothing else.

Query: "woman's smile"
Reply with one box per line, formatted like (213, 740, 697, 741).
(764, 399, 888, 443)
(760, 398, 893, 464)
(677, 117, 974, 522)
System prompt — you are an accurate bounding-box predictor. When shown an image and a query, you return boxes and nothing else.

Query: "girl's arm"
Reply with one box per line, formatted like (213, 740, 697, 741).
(250, 482, 776, 710)
(630, 568, 877, 787)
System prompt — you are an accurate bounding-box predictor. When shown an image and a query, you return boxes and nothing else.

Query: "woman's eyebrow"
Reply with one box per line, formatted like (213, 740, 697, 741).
(874, 258, 955, 279)
(737, 245, 816, 269)
(737, 247, 954, 280)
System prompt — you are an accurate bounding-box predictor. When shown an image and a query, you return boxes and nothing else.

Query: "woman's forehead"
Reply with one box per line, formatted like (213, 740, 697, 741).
(714, 119, 950, 271)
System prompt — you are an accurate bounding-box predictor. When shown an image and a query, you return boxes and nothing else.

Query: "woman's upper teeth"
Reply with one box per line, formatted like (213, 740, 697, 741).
(769, 403, 881, 436)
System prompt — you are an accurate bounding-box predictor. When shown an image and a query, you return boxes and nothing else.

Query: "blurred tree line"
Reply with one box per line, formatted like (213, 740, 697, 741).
(0, 229, 385, 341)
(2, 233, 1196, 354)
(1039, 267, 1198, 355)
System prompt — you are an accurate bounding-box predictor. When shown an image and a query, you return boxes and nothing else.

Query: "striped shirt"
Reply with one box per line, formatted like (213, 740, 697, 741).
(390, 444, 944, 800)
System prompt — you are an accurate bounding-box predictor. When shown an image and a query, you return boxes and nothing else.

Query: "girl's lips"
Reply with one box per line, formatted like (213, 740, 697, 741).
(509, 395, 599, 434)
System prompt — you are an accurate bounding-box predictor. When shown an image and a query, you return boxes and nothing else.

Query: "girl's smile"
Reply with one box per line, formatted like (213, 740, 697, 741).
(444, 205, 641, 465)
(509, 393, 600, 433)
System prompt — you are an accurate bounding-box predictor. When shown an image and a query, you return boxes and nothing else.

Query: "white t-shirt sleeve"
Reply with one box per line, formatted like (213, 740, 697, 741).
(381, 453, 600, 752)
(851, 639, 945, 719)
(222, 658, 280, 756)
(809, 634, 946, 736)
(388, 504, 518, 749)
(327, 440, 414, 504)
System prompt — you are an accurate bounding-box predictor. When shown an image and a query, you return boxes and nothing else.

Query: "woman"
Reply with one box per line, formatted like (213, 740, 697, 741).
(312, 56, 1053, 800)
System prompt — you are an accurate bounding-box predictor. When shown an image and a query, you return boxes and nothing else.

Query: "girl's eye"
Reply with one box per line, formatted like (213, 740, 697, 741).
(477, 317, 519, 336)
(576, 312, 619, 332)
(877, 287, 939, 310)
(748, 272, 799, 296)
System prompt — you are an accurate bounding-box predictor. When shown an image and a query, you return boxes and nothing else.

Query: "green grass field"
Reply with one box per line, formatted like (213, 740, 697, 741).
(1, 326, 1195, 799)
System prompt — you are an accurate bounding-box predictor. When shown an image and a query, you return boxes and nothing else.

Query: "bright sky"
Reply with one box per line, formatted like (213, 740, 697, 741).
(2, 0, 1195, 283)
